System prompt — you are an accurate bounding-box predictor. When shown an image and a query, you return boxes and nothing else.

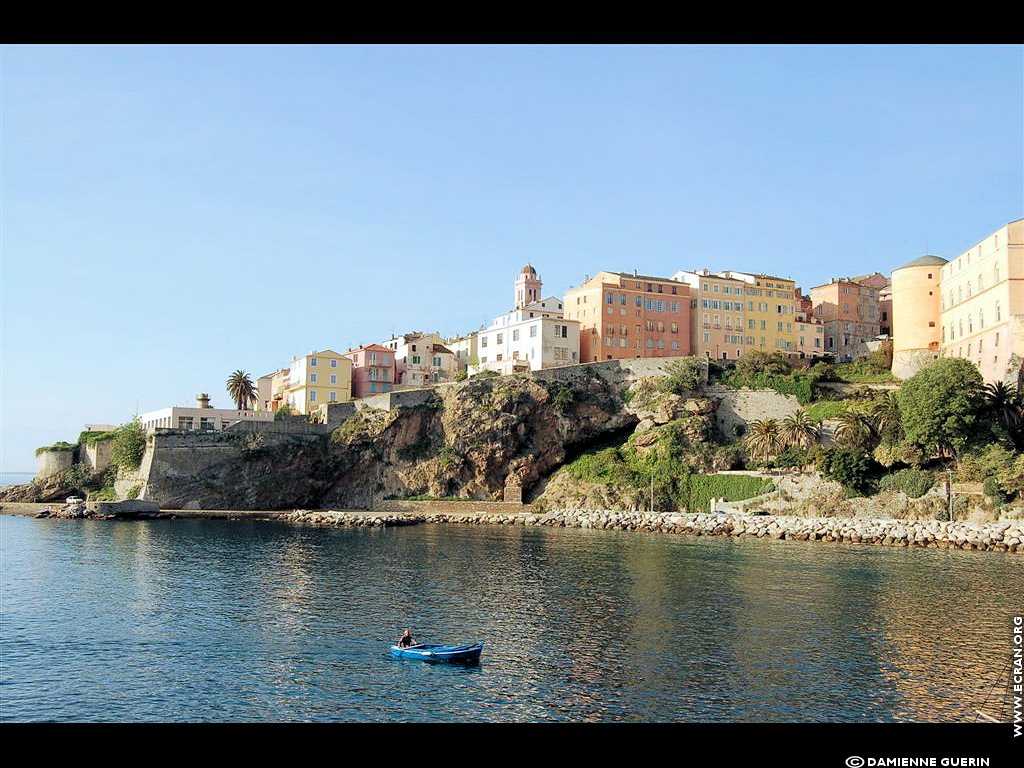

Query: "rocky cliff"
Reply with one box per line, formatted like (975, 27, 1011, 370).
(139, 368, 658, 510)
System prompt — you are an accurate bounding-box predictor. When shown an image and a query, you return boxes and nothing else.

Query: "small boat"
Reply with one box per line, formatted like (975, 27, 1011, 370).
(390, 642, 484, 662)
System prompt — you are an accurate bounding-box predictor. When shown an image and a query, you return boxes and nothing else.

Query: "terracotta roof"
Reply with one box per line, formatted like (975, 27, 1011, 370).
(433, 343, 454, 355)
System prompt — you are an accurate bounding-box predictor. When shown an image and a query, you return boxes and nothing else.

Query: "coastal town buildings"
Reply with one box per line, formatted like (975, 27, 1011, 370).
(564, 271, 691, 362)
(138, 394, 274, 432)
(890, 255, 946, 379)
(809, 278, 882, 362)
(259, 351, 354, 415)
(671, 270, 748, 361)
(380, 332, 458, 387)
(473, 267, 580, 374)
(937, 219, 1023, 385)
(343, 344, 396, 398)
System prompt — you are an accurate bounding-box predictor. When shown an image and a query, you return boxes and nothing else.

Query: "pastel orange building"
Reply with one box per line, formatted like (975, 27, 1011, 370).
(564, 271, 692, 362)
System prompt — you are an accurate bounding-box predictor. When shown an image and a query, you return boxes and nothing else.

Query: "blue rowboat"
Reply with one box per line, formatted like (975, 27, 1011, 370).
(390, 642, 484, 662)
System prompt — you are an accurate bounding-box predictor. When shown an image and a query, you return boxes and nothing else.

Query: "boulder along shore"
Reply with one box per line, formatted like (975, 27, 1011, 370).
(279, 509, 1022, 553)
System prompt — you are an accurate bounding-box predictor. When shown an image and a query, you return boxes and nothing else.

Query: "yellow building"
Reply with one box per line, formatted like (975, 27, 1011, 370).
(672, 269, 748, 361)
(721, 271, 799, 357)
(938, 219, 1024, 385)
(264, 350, 353, 415)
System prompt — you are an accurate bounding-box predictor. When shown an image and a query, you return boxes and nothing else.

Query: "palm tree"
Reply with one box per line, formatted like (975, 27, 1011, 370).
(780, 410, 820, 451)
(982, 381, 1022, 432)
(744, 419, 782, 465)
(869, 391, 902, 440)
(226, 370, 258, 411)
(834, 408, 876, 450)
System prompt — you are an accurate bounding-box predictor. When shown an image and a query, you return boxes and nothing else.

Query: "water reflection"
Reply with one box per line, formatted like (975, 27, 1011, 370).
(1, 516, 1020, 722)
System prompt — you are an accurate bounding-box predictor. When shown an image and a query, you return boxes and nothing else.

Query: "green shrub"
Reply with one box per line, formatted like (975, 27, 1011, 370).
(273, 404, 293, 420)
(111, 420, 147, 471)
(804, 400, 847, 422)
(473, 369, 499, 379)
(956, 443, 1016, 482)
(126, 483, 143, 500)
(658, 358, 704, 395)
(878, 468, 934, 499)
(454, 370, 468, 381)
(35, 441, 77, 456)
(820, 447, 877, 494)
(77, 430, 116, 446)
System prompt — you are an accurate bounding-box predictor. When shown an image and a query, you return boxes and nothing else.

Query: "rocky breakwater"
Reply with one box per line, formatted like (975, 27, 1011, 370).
(280, 508, 1022, 552)
(34, 499, 166, 520)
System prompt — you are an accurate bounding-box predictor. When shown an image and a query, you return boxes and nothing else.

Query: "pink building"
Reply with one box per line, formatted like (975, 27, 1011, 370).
(343, 344, 396, 399)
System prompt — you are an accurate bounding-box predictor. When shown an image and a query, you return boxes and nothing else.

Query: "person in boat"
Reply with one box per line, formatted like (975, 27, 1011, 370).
(398, 629, 416, 648)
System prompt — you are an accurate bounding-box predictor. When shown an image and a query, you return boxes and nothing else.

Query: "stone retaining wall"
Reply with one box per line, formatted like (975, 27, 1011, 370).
(375, 499, 533, 515)
(280, 508, 1022, 552)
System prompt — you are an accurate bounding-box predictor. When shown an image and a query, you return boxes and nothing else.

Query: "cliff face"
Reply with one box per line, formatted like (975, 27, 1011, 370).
(139, 370, 642, 510)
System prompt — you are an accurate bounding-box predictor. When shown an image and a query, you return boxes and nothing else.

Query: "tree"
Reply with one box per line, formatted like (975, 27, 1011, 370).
(834, 408, 876, 450)
(869, 391, 903, 441)
(226, 370, 258, 411)
(897, 358, 983, 457)
(981, 381, 1022, 432)
(780, 410, 819, 451)
(735, 350, 792, 378)
(744, 419, 782, 465)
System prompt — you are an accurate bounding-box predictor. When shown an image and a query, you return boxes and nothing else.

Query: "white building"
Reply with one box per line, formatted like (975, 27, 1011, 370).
(472, 268, 580, 375)
(138, 405, 273, 432)
(380, 332, 458, 387)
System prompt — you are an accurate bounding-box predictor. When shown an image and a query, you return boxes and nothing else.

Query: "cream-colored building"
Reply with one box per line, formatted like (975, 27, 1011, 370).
(445, 332, 479, 372)
(672, 269, 748, 361)
(890, 255, 946, 379)
(938, 219, 1024, 385)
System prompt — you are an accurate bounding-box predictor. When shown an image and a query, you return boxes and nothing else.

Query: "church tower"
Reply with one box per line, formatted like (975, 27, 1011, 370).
(515, 264, 542, 309)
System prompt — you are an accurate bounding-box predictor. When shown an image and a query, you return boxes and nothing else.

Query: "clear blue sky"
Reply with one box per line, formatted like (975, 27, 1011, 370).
(2, 44, 1022, 470)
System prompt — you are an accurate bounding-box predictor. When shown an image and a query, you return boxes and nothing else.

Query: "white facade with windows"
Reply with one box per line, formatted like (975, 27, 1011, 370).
(472, 297, 580, 375)
(138, 406, 273, 432)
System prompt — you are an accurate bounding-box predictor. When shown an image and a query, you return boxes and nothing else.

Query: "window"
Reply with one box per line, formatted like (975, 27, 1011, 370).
(310, 373, 317, 382)
(657, 340, 665, 349)
(330, 374, 337, 384)
(329, 391, 337, 402)
(671, 341, 679, 350)
(996, 301, 1001, 322)
(646, 339, 654, 348)
(481, 337, 488, 348)
(370, 383, 376, 393)
(331, 359, 337, 368)
(530, 325, 537, 338)
(382, 384, 389, 393)
(671, 323, 678, 333)
(311, 357, 318, 366)
(497, 333, 503, 344)
(513, 329, 519, 341)
(433, 357, 441, 367)
(412, 355, 421, 364)
(310, 391, 317, 402)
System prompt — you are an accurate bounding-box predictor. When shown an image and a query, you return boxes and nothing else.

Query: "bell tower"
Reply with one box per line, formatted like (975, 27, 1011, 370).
(515, 264, 542, 309)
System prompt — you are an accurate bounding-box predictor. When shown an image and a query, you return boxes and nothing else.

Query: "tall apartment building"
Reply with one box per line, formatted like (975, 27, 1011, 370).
(722, 271, 799, 357)
(938, 219, 1023, 385)
(809, 278, 881, 362)
(475, 267, 580, 374)
(261, 350, 354, 414)
(564, 271, 691, 362)
(343, 344, 396, 398)
(672, 270, 748, 361)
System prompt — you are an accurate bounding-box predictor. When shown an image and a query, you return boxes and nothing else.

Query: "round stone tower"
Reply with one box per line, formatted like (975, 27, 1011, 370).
(891, 254, 947, 379)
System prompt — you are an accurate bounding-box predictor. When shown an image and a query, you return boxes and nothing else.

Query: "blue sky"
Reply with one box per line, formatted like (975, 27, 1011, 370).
(2, 44, 1022, 470)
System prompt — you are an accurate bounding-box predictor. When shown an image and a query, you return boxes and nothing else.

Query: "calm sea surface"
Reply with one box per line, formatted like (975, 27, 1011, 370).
(1, 515, 1020, 722)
